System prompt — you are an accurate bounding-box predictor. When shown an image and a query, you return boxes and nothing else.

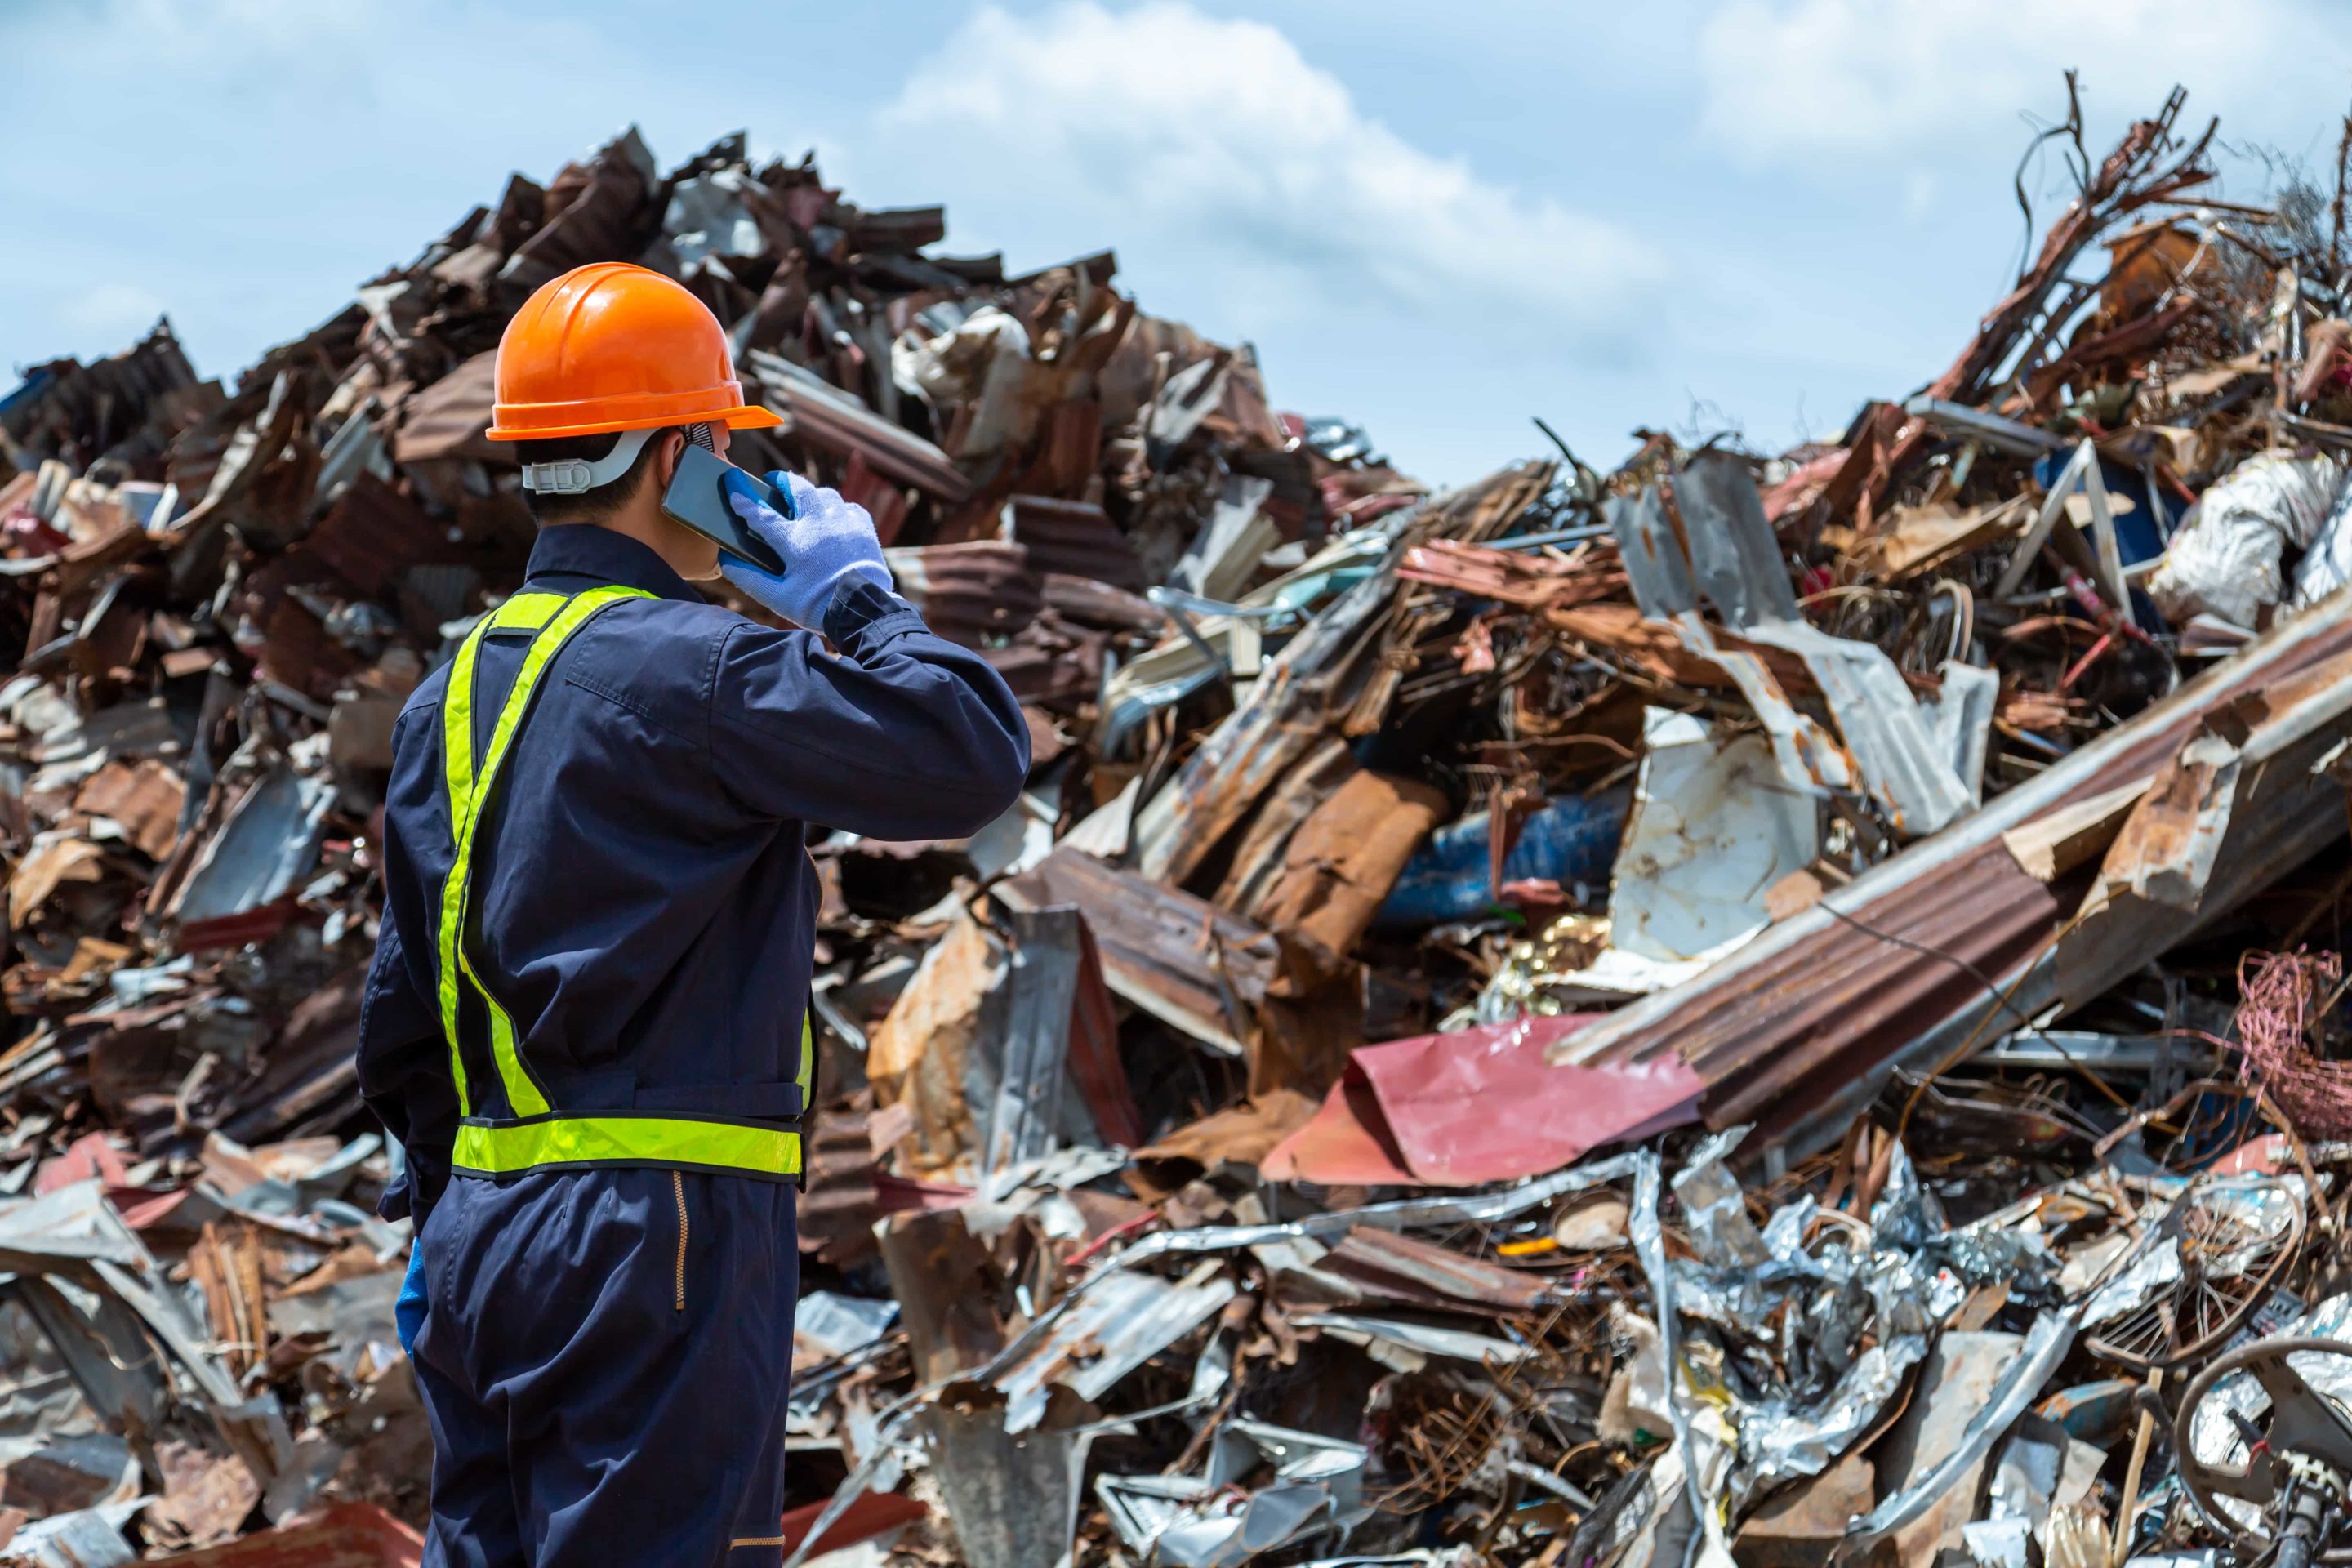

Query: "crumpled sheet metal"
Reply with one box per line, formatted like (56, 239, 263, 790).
(1661, 1137, 1967, 1511)
(1609, 710, 1820, 967)
(993, 1263, 1235, 1435)
(1738, 1336, 1927, 1505)
(1628, 1149, 1740, 1568)
(924, 1387, 1100, 1568)
(1556, 585, 2352, 1154)
(1611, 455, 1975, 835)
(795, 1292, 901, 1362)
(973, 1152, 1647, 1430)
(1105, 1149, 1650, 1267)
(7, 1498, 149, 1568)
(2149, 451, 2352, 626)
(0, 1180, 289, 1486)
(1836, 1308, 2078, 1557)
(1290, 1312, 1531, 1369)
(1129, 532, 1410, 887)
(1619, 1120, 2082, 1551)
(1102, 1419, 1372, 1568)
(167, 760, 336, 927)
(1669, 1126, 1769, 1269)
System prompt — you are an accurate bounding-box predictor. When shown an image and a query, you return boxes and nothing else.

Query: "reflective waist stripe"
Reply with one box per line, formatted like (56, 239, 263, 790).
(452, 1115, 803, 1179)
(433, 584, 809, 1182)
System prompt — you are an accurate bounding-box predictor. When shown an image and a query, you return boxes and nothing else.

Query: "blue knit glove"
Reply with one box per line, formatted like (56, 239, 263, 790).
(719, 470, 893, 630)
(395, 1240, 426, 1360)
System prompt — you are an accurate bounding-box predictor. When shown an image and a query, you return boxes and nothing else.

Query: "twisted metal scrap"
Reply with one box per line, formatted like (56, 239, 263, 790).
(2236, 947, 2352, 1138)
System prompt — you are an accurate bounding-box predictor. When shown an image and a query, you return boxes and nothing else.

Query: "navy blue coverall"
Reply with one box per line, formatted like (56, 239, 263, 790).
(357, 523, 1028, 1566)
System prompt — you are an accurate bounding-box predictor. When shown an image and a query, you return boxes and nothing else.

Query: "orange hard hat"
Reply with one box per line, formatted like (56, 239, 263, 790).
(484, 262, 782, 442)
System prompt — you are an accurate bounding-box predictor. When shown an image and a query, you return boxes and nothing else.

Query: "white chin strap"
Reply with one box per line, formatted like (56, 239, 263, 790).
(519, 425, 662, 496)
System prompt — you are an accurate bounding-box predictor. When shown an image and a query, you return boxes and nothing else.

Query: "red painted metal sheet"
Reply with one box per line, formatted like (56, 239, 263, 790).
(153, 1503, 421, 1566)
(1263, 1074, 1416, 1187)
(778, 1489, 927, 1557)
(1064, 918, 1145, 1149)
(1267, 1015, 1700, 1187)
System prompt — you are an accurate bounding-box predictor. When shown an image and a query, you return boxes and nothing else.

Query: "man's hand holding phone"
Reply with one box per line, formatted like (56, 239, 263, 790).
(719, 470, 894, 630)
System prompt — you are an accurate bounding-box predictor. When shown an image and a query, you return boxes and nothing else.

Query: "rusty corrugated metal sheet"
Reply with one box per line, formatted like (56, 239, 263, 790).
(1322, 1227, 1557, 1312)
(303, 471, 447, 594)
(1556, 592, 2352, 1159)
(388, 350, 503, 465)
(999, 846, 1265, 1055)
(1041, 573, 1161, 635)
(1007, 495, 1145, 592)
(800, 1102, 883, 1267)
(982, 630, 1098, 708)
(999, 846, 1363, 1099)
(73, 759, 185, 861)
(883, 541, 1042, 647)
(2056, 642, 2352, 1014)
(750, 356, 974, 502)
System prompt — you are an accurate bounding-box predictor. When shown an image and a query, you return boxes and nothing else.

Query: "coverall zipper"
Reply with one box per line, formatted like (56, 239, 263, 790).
(671, 1171, 688, 1312)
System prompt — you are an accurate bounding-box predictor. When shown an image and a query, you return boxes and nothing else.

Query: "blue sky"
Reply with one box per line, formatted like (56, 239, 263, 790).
(6, 0, 2351, 483)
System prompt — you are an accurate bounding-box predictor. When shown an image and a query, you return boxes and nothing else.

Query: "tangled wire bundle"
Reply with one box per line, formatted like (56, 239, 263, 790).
(2235, 947, 2352, 1137)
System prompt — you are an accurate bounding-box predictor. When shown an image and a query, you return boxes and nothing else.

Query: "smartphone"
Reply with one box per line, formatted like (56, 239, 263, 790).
(659, 444, 789, 576)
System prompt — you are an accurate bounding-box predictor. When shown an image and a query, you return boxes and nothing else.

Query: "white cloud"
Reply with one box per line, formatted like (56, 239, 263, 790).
(875, 2, 1662, 356)
(0, 0, 705, 381)
(1697, 0, 2308, 167)
(60, 283, 167, 336)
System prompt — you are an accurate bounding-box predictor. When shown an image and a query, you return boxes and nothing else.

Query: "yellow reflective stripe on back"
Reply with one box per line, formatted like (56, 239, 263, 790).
(435, 594, 579, 1112)
(436, 621, 491, 1116)
(437, 586, 653, 1120)
(452, 1116, 802, 1178)
(487, 592, 568, 633)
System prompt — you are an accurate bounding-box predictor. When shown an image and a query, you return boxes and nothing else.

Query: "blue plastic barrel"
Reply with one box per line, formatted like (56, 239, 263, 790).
(1374, 786, 1632, 929)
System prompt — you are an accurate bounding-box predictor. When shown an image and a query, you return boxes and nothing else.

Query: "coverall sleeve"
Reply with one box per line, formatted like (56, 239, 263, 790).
(356, 707, 460, 1223)
(708, 580, 1031, 839)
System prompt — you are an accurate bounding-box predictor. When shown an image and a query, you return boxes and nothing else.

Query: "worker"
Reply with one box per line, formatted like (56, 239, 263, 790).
(356, 261, 1029, 1567)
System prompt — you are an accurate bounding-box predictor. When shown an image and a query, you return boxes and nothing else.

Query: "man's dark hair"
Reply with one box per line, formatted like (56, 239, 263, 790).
(514, 427, 677, 525)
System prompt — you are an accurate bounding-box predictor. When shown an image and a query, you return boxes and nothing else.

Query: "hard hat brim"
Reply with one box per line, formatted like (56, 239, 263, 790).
(485, 390, 785, 443)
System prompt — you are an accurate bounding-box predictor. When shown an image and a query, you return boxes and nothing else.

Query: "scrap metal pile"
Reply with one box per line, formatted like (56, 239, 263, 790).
(16, 80, 2352, 1566)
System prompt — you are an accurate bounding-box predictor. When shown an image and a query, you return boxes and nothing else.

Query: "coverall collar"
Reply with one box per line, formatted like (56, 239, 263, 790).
(523, 523, 707, 604)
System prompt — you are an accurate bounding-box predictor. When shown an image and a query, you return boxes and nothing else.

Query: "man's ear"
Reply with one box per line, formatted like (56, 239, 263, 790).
(653, 430, 688, 492)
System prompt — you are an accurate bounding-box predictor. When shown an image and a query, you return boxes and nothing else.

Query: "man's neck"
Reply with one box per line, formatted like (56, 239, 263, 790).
(554, 512, 710, 583)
